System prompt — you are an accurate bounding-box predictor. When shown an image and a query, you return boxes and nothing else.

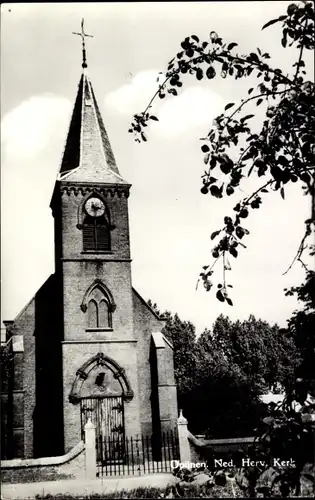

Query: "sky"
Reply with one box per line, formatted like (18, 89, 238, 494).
(1, 2, 313, 335)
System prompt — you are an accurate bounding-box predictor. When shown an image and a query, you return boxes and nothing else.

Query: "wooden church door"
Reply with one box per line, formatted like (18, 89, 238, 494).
(81, 396, 125, 462)
(79, 365, 126, 463)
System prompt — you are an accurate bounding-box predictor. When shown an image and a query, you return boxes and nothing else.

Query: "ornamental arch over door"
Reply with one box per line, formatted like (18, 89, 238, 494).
(69, 353, 133, 462)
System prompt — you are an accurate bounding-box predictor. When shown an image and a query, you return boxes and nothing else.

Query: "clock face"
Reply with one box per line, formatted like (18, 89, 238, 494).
(85, 197, 105, 217)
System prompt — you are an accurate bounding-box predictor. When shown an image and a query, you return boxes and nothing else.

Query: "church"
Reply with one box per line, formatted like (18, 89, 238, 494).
(1, 28, 178, 460)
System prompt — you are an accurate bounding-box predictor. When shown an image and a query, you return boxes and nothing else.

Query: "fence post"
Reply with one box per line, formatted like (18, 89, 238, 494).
(85, 418, 97, 479)
(177, 409, 191, 463)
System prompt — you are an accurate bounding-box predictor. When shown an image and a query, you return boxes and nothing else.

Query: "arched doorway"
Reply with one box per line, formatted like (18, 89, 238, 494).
(69, 353, 133, 462)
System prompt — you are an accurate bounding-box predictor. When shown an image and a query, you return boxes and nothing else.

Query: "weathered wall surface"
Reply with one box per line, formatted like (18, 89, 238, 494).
(62, 341, 141, 451)
(1, 441, 85, 484)
(1, 299, 36, 459)
(132, 290, 165, 436)
(188, 433, 255, 464)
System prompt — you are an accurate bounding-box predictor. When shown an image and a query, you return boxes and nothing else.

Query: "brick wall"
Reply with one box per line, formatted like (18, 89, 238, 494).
(59, 186, 131, 261)
(62, 341, 141, 452)
(132, 290, 165, 436)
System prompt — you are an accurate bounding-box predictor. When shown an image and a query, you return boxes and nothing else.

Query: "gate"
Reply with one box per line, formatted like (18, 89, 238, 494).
(96, 430, 179, 477)
(80, 396, 125, 462)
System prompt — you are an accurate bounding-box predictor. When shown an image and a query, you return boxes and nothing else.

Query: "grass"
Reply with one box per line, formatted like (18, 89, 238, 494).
(34, 479, 314, 499)
(36, 484, 314, 500)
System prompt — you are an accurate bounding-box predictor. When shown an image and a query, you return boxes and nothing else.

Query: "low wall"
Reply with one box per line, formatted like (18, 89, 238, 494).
(188, 432, 255, 464)
(1, 441, 85, 483)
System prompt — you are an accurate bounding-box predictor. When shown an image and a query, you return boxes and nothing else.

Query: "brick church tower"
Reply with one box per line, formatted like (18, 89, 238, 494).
(1, 33, 178, 459)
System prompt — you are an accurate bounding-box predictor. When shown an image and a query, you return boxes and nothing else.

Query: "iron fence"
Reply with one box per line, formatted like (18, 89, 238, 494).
(96, 429, 179, 477)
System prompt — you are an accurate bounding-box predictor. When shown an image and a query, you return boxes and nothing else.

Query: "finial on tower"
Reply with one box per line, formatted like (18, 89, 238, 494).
(72, 18, 93, 69)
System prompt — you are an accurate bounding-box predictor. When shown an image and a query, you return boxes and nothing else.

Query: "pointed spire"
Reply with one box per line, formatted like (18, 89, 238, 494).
(58, 42, 127, 184)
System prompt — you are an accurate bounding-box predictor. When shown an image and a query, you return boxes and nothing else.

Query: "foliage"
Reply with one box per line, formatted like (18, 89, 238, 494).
(285, 269, 315, 397)
(140, 5, 315, 490)
(210, 314, 300, 391)
(130, 1, 315, 304)
(229, 270, 315, 497)
(186, 315, 299, 437)
(148, 300, 299, 437)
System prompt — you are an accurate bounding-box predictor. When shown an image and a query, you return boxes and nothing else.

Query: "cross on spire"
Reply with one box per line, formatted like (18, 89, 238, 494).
(72, 18, 93, 69)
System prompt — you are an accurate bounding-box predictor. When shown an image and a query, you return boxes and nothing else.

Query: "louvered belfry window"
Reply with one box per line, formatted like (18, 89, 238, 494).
(83, 215, 110, 252)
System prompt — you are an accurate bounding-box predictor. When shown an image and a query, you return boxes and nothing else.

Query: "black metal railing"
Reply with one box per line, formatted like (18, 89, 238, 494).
(96, 429, 179, 477)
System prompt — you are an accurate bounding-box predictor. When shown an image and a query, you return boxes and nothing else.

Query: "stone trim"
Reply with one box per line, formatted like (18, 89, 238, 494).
(162, 335, 174, 350)
(1, 390, 25, 395)
(62, 340, 137, 344)
(69, 352, 134, 404)
(80, 279, 116, 314)
(60, 184, 131, 198)
(193, 435, 255, 446)
(157, 384, 177, 388)
(1, 441, 84, 468)
(85, 327, 113, 332)
(62, 258, 132, 262)
(76, 190, 115, 230)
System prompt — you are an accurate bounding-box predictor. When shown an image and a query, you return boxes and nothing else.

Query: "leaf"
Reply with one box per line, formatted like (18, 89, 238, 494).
(191, 35, 199, 42)
(216, 290, 225, 302)
(280, 187, 285, 200)
(196, 68, 204, 81)
(210, 185, 223, 199)
(262, 18, 281, 30)
(206, 66, 216, 79)
(150, 115, 159, 121)
(141, 132, 147, 142)
(226, 297, 233, 306)
(211, 230, 221, 240)
(281, 32, 287, 48)
(239, 208, 249, 218)
(204, 153, 210, 165)
(249, 52, 259, 63)
(241, 114, 255, 122)
(225, 102, 235, 111)
(236, 226, 245, 239)
(256, 98, 263, 106)
(227, 42, 238, 50)
(229, 247, 238, 258)
(201, 144, 210, 153)
(263, 416, 274, 425)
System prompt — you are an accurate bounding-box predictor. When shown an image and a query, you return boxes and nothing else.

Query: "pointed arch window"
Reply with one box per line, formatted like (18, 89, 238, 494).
(83, 283, 115, 330)
(88, 299, 98, 328)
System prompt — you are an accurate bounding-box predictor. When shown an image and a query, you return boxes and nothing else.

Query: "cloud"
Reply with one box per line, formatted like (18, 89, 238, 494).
(157, 86, 226, 137)
(104, 70, 163, 115)
(1, 94, 72, 162)
(104, 70, 226, 137)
